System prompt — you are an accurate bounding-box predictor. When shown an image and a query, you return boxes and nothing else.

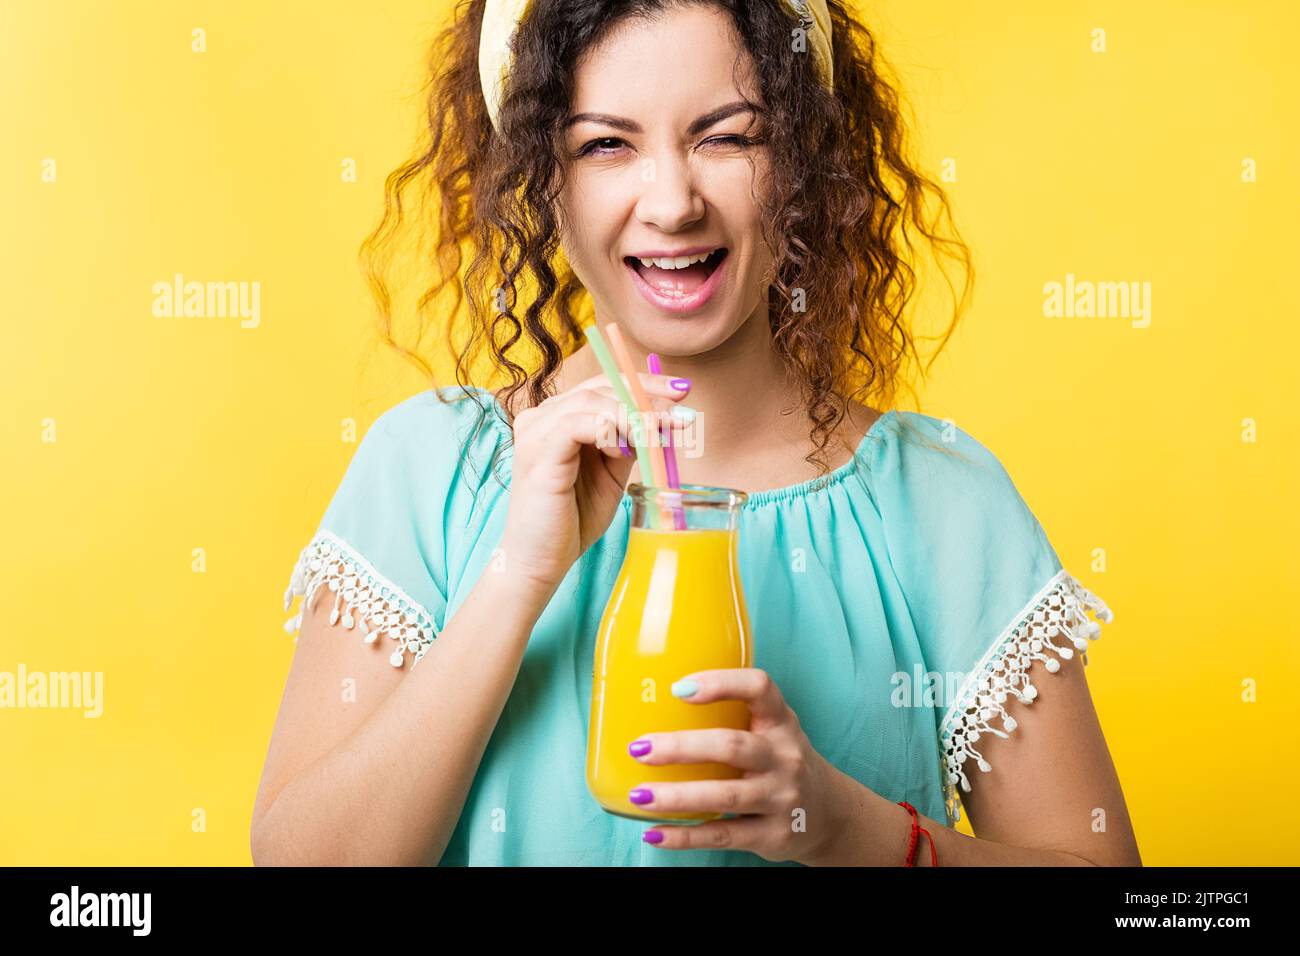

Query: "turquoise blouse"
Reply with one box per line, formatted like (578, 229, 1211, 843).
(282, 386, 1113, 866)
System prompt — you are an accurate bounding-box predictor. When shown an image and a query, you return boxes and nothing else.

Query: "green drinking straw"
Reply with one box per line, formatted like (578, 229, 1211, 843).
(582, 323, 662, 528)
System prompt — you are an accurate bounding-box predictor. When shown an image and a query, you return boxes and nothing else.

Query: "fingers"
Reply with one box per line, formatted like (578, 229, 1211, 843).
(642, 815, 769, 852)
(536, 387, 690, 453)
(532, 399, 689, 461)
(627, 728, 775, 772)
(670, 669, 790, 725)
(571, 369, 692, 401)
(512, 379, 693, 479)
(627, 777, 775, 817)
(574, 384, 689, 419)
(547, 411, 635, 461)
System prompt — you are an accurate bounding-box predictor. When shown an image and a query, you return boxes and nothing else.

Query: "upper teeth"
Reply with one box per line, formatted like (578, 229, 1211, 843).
(635, 250, 718, 270)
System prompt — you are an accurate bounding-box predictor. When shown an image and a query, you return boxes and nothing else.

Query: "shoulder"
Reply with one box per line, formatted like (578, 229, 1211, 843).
(281, 386, 512, 669)
(867, 409, 1066, 664)
(368, 386, 507, 449)
(339, 385, 515, 536)
(354, 386, 513, 488)
(867, 409, 1023, 508)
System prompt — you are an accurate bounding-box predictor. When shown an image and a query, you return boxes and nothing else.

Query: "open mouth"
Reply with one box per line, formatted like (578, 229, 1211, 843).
(623, 248, 728, 297)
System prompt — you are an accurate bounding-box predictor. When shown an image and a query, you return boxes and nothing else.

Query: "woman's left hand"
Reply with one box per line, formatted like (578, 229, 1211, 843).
(626, 667, 852, 864)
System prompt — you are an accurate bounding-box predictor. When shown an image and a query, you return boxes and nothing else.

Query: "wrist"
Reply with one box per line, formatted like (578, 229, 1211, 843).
(804, 762, 865, 866)
(809, 768, 912, 866)
(485, 532, 564, 610)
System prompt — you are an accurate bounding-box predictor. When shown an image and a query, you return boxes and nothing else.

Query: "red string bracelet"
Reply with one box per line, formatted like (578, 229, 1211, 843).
(897, 801, 939, 867)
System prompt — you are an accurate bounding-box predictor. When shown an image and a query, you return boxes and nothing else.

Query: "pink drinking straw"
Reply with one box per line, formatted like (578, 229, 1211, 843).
(647, 353, 687, 531)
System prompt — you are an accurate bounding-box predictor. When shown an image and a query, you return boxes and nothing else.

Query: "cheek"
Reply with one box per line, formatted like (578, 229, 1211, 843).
(555, 194, 597, 273)
(561, 186, 632, 291)
(717, 153, 772, 229)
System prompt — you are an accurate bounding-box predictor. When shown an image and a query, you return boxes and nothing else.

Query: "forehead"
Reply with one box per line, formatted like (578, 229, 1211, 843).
(569, 5, 761, 114)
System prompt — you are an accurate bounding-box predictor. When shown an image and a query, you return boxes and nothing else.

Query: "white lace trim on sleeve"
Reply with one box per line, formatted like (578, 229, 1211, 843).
(281, 529, 438, 669)
(937, 568, 1113, 827)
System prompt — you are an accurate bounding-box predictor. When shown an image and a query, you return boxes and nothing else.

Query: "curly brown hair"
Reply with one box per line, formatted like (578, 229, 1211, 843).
(359, 0, 973, 488)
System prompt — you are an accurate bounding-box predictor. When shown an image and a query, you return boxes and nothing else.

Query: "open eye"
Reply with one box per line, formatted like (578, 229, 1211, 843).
(575, 137, 627, 158)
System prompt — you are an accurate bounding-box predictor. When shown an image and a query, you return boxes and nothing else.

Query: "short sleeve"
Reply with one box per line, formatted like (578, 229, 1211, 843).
(871, 412, 1114, 826)
(280, 389, 507, 670)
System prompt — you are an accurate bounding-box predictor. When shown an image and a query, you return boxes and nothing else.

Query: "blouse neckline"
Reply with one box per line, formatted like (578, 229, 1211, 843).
(461, 385, 896, 510)
(729, 409, 896, 508)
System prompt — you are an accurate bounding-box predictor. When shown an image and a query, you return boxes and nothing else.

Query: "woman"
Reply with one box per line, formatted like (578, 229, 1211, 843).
(252, 0, 1140, 866)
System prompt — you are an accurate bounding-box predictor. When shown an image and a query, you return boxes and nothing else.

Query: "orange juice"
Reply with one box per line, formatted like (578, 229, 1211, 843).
(586, 494, 754, 824)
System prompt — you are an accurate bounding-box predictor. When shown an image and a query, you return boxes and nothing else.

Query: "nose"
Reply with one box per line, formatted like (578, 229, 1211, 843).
(632, 151, 706, 233)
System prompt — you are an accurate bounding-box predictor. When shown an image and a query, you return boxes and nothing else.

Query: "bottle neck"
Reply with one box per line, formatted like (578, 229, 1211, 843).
(627, 484, 746, 533)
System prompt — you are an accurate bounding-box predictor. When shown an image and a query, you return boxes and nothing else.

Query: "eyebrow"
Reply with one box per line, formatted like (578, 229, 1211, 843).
(564, 100, 762, 136)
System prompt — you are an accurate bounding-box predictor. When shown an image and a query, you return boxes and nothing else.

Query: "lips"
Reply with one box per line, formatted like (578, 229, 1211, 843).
(623, 249, 729, 314)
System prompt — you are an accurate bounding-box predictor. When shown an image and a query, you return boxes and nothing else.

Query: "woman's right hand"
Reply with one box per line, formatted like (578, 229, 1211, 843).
(499, 372, 694, 592)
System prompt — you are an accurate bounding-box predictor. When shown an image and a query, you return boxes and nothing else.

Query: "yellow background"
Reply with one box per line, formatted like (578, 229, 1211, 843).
(2, 0, 1295, 865)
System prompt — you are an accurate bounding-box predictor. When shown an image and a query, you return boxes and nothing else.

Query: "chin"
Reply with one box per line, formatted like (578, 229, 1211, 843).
(614, 307, 739, 358)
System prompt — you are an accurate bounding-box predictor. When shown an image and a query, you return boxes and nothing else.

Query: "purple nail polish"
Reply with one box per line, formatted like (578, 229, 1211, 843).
(619, 438, 632, 457)
(642, 829, 664, 844)
(628, 739, 652, 757)
(629, 788, 654, 805)
(669, 378, 691, 392)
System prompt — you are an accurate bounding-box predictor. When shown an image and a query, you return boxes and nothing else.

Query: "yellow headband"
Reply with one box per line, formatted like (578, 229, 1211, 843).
(478, 0, 835, 131)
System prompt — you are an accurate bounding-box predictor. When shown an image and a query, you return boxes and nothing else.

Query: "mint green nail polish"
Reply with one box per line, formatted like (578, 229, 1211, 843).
(671, 405, 696, 423)
(672, 678, 698, 698)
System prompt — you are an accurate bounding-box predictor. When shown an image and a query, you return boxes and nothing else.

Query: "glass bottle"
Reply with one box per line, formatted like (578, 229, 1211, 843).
(586, 483, 754, 823)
